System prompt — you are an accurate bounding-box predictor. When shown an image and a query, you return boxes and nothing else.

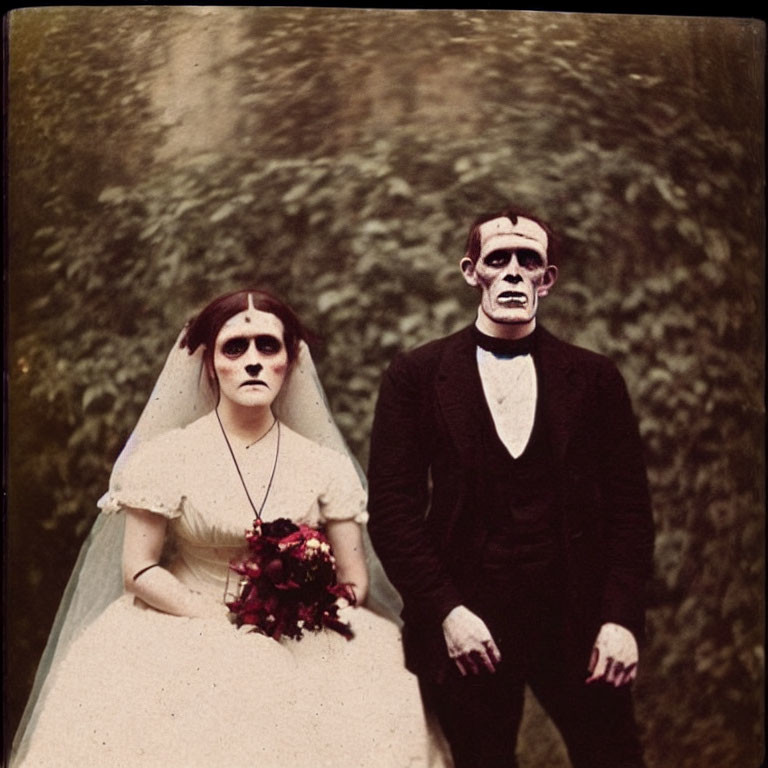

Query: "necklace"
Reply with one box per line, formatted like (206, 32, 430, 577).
(245, 418, 278, 449)
(215, 408, 281, 523)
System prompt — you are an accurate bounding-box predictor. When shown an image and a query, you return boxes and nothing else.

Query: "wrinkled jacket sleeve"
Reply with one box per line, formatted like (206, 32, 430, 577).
(367, 352, 463, 625)
(595, 359, 654, 637)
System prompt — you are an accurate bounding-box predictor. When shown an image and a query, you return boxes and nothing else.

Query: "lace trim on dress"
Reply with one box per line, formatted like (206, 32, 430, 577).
(318, 502, 370, 525)
(97, 492, 185, 519)
(314, 448, 370, 525)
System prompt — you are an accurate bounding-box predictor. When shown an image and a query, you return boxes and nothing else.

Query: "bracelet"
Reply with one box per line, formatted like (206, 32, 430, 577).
(132, 563, 161, 582)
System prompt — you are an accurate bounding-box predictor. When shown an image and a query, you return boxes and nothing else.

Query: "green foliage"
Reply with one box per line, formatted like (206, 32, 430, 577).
(7, 8, 764, 766)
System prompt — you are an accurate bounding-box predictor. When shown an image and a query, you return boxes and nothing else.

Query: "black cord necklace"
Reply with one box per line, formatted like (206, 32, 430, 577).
(215, 408, 281, 523)
(245, 417, 278, 449)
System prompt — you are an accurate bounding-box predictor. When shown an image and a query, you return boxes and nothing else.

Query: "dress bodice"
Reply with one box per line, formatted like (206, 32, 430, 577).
(99, 412, 368, 596)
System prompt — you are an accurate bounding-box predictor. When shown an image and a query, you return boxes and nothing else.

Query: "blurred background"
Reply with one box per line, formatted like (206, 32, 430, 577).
(5, 8, 764, 767)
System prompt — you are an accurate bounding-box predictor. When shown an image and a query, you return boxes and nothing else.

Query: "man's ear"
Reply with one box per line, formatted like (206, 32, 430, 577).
(460, 256, 478, 288)
(537, 264, 559, 297)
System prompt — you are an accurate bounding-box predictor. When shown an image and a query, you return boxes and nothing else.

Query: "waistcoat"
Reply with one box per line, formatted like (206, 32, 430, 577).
(472, 355, 565, 611)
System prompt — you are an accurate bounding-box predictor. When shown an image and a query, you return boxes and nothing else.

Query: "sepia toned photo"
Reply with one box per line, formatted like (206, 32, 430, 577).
(5, 7, 764, 767)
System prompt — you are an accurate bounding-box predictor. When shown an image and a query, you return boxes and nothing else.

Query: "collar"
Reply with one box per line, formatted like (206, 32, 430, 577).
(472, 325, 537, 358)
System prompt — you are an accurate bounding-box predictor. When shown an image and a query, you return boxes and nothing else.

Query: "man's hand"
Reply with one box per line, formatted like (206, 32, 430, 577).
(442, 605, 501, 676)
(586, 622, 638, 687)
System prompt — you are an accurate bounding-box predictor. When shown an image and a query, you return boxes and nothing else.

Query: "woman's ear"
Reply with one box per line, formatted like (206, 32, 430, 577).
(460, 256, 479, 288)
(204, 354, 219, 392)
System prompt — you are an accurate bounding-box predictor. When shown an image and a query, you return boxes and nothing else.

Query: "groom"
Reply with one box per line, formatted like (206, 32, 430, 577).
(367, 205, 654, 768)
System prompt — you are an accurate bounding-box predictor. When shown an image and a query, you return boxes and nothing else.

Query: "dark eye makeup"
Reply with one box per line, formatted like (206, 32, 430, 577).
(220, 335, 283, 357)
(222, 337, 249, 357)
(484, 250, 511, 266)
(484, 248, 543, 268)
(255, 335, 282, 354)
(516, 249, 544, 268)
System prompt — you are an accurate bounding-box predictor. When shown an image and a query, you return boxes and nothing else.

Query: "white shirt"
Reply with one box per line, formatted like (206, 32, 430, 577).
(476, 347, 537, 459)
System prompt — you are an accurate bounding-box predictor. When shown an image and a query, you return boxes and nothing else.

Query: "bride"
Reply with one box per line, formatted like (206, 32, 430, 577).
(12, 288, 451, 768)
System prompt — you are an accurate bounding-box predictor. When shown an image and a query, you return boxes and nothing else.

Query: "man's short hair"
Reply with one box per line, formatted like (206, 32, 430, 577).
(464, 205, 559, 265)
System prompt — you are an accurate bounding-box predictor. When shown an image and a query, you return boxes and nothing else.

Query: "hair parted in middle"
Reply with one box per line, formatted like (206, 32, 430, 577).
(180, 288, 312, 386)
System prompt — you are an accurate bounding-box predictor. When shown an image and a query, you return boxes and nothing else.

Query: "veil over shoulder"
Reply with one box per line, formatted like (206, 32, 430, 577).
(11, 326, 404, 766)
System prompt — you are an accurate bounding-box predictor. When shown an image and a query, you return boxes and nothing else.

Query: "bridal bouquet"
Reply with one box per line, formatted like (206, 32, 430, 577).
(227, 517, 356, 641)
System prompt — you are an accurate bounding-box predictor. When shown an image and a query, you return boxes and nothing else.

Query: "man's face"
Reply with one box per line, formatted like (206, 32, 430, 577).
(460, 216, 558, 331)
(213, 303, 289, 410)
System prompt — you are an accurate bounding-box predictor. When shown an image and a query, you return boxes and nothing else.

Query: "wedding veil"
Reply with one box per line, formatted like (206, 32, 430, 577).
(11, 325, 402, 765)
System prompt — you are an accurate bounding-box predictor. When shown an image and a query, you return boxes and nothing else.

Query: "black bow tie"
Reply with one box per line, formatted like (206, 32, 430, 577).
(472, 326, 536, 358)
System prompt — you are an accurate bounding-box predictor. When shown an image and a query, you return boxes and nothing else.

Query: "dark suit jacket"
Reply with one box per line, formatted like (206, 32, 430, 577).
(367, 324, 654, 681)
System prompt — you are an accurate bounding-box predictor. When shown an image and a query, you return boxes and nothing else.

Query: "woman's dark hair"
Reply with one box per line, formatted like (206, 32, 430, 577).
(464, 205, 560, 266)
(180, 289, 310, 380)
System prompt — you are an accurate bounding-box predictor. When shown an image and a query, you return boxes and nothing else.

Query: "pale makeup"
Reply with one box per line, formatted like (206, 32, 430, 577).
(461, 216, 558, 337)
(213, 301, 289, 411)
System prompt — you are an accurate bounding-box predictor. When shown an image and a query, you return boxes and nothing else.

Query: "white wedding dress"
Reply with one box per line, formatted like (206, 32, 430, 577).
(16, 412, 450, 768)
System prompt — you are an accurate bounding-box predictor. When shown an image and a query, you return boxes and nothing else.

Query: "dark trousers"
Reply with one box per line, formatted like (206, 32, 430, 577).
(420, 579, 646, 768)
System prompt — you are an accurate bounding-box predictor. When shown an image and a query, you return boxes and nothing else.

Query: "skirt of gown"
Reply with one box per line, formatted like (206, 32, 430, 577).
(16, 595, 452, 768)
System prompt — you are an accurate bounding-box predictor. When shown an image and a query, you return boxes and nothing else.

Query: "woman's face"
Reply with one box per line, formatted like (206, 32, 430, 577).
(213, 304, 289, 410)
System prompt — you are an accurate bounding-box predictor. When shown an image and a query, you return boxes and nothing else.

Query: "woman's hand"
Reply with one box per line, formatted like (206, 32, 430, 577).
(186, 589, 231, 620)
(325, 519, 369, 605)
(123, 507, 220, 618)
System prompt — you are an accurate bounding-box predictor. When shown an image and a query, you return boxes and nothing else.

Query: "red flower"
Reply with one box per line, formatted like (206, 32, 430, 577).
(227, 517, 355, 641)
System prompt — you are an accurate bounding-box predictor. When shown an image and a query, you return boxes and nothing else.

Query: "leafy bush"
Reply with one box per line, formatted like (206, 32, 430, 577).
(7, 8, 764, 766)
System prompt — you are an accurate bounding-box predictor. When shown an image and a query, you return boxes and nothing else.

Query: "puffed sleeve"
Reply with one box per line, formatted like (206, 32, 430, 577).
(317, 448, 369, 525)
(97, 430, 186, 519)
